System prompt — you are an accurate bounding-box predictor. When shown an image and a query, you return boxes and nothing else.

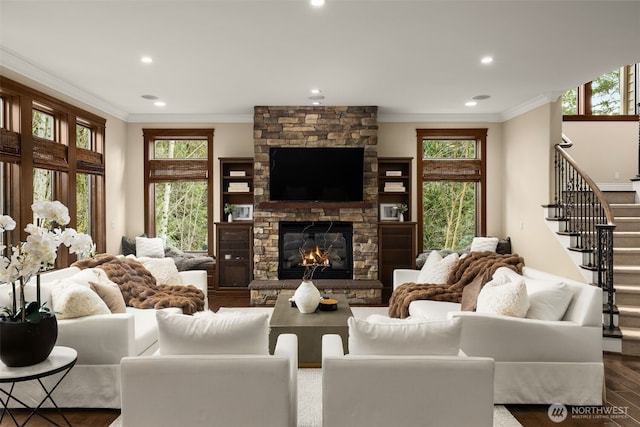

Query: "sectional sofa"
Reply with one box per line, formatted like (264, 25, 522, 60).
(393, 265, 604, 405)
(0, 263, 207, 408)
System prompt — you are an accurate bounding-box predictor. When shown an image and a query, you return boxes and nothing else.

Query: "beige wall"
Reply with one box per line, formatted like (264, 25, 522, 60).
(378, 122, 505, 241)
(123, 122, 254, 246)
(502, 101, 583, 280)
(562, 120, 639, 185)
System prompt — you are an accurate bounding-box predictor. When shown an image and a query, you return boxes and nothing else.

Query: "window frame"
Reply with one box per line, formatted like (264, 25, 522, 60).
(0, 76, 106, 262)
(416, 128, 487, 253)
(563, 64, 639, 121)
(143, 128, 214, 254)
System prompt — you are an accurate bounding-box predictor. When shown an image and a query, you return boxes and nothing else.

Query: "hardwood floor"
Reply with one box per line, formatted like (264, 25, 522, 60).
(3, 353, 639, 427)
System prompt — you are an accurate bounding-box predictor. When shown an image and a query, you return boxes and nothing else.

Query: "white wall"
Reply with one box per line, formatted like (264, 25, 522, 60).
(562, 120, 639, 186)
(502, 101, 583, 281)
(378, 122, 505, 242)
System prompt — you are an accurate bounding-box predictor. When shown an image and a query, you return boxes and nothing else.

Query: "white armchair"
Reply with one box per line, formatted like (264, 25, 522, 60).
(120, 333, 298, 427)
(321, 334, 495, 427)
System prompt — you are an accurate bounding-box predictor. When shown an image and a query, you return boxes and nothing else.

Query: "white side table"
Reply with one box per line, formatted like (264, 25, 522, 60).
(0, 346, 77, 426)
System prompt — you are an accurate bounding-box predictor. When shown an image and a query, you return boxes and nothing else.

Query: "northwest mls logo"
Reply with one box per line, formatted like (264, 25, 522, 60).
(548, 403, 568, 423)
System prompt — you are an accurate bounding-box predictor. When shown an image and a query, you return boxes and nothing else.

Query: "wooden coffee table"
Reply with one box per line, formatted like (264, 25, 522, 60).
(269, 294, 352, 367)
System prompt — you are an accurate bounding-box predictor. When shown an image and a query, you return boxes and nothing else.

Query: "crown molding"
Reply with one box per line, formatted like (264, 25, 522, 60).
(500, 92, 564, 122)
(0, 47, 129, 121)
(125, 113, 253, 123)
(377, 113, 503, 123)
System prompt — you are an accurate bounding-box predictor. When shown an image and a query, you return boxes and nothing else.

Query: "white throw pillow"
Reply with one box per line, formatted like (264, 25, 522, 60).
(51, 282, 111, 319)
(348, 316, 462, 356)
(492, 267, 574, 321)
(135, 236, 165, 258)
(67, 268, 101, 288)
(525, 281, 574, 321)
(136, 256, 182, 285)
(476, 276, 530, 318)
(470, 237, 499, 252)
(416, 252, 459, 285)
(156, 310, 270, 355)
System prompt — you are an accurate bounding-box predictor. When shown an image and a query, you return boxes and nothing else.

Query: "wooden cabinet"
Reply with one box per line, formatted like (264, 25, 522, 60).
(378, 222, 417, 303)
(378, 157, 412, 222)
(216, 223, 253, 287)
(214, 223, 253, 308)
(215, 157, 254, 308)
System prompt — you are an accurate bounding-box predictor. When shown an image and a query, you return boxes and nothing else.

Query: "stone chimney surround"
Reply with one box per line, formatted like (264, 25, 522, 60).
(252, 106, 379, 281)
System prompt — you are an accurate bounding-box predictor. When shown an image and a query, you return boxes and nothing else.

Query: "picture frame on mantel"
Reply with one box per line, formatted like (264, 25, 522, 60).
(379, 203, 399, 221)
(233, 204, 253, 220)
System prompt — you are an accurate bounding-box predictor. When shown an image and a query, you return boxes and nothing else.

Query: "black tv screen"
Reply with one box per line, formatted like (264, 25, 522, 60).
(269, 147, 364, 202)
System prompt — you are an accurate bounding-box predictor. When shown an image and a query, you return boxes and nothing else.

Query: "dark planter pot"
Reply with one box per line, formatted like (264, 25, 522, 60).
(0, 313, 58, 367)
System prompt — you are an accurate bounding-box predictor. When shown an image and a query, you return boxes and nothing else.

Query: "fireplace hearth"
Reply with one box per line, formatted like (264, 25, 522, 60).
(278, 221, 353, 280)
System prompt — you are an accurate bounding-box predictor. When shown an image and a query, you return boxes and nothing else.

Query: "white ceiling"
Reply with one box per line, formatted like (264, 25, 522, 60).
(1, 0, 639, 123)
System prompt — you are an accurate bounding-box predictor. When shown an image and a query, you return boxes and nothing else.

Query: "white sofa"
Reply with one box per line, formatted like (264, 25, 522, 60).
(0, 264, 208, 408)
(120, 334, 297, 427)
(322, 334, 495, 427)
(393, 265, 604, 405)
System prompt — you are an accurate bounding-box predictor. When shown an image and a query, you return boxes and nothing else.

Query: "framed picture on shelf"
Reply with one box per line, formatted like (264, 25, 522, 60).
(233, 204, 253, 220)
(379, 203, 399, 221)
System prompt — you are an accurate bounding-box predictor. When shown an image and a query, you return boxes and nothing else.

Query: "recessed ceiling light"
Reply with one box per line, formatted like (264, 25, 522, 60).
(311, 0, 325, 6)
(141, 56, 153, 64)
(154, 101, 166, 107)
(465, 101, 477, 107)
(312, 101, 322, 105)
(141, 94, 159, 100)
(481, 56, 493, 64)
(311, 89, 321, 95)
(472, 95, 491, 100)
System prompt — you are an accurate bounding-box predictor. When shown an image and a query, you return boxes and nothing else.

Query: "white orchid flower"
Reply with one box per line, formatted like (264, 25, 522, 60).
(0, 215, 16, 232)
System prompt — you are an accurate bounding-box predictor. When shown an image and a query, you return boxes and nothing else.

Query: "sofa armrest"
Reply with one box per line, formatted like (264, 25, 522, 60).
(392, 269, 420, 290)
(57, 313, 135, 364)
(449, 311, 602, 362)
(322, 334, 346, 361)
(177, 270, 208, 305)
(274, 333, 298, 425)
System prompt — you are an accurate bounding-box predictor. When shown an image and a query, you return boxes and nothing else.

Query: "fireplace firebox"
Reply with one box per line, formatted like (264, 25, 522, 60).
(278, 221, 353, 280)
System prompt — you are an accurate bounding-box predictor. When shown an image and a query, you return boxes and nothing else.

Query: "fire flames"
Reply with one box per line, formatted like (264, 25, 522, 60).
(300, 245, 330, 267)
(299, 245, 331, 280)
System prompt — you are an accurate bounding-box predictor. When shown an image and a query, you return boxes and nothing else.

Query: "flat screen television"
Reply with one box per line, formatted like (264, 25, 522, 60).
(269, 147, 364, 202)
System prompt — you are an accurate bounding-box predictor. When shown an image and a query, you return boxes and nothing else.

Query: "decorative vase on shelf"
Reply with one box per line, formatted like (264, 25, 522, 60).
(293, 280, 321, 314)
(227, 213, 233, 222)
(398, 213, 404, 222)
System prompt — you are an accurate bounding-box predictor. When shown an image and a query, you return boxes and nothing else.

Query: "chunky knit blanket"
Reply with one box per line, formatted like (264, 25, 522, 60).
(73, 254, 205, 314)
(388, 251, 524, 318)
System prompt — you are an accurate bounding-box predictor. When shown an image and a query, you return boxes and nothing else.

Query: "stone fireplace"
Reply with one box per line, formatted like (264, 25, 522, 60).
(252, 106, 379, 281)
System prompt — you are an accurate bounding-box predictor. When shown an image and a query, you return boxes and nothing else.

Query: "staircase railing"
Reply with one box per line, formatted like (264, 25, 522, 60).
(553, 134, 617, 331)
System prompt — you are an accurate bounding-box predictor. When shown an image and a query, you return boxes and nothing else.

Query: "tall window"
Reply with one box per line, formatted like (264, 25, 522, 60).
(143, 129, 213, 253)
(0, 77, 106, 258)
(563, 64, 639, 118)
(417, 129, 487, 252)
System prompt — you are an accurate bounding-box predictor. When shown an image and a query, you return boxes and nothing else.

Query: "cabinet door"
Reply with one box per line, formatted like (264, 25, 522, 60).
(378, 223, 416, 302)
(216, 223, 253, 289)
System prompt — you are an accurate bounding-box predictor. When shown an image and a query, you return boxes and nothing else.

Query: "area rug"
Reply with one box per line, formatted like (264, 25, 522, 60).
(110, 368, 521, 427)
